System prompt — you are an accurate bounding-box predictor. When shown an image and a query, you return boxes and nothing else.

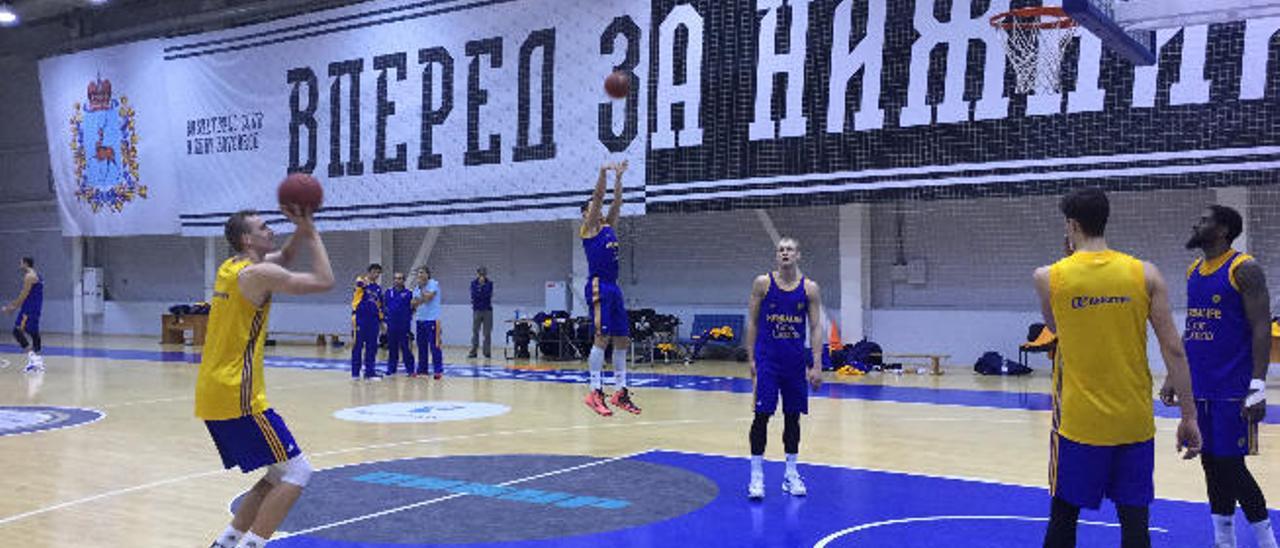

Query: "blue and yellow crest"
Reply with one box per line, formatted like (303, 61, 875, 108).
(68, 76, 145, 213)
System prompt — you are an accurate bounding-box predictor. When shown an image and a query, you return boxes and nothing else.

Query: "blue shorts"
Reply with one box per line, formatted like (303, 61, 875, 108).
(15, 312, 38, 334)
(1050, 432, 1153, 509)
(754, 362, 808, 415)
(585, 278, 629, 338)
(1197, 399, 1256, 457)
(205, 409, 302, 474)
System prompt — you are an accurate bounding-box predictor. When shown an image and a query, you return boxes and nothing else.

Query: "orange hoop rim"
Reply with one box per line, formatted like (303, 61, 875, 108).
(989, 6, 1077, 30)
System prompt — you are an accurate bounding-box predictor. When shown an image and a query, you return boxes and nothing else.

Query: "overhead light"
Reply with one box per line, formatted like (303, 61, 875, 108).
(87, 0, 110, 5)
(0, 3, 17, 27)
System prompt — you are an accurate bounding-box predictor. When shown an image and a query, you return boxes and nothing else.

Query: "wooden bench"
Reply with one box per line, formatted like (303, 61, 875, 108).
(161, 314, 208, 346)
(884, 353, 950, 375)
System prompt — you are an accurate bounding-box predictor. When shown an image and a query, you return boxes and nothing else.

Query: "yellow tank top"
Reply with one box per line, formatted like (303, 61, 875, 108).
(195, 257, 272, 420)
(1049, 250, 1155, 446)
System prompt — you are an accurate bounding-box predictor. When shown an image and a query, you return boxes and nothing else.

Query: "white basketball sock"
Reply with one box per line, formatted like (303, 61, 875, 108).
(213, 525, 244, 548)
(750, 455, 764, 479)
(785, 453, 799, 477)
(588, 346, 604, 390)
(1254, 518, 1279, 548)
(236, 532, 266, 548)
(612, 348, 627, 389)
(1213, 514, 1237, 548)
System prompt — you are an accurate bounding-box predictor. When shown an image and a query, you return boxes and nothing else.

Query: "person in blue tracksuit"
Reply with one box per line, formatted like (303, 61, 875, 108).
(383, 272, 416, 376)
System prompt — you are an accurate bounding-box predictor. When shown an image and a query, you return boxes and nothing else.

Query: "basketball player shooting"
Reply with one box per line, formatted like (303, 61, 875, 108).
(579, 160, 641, 417)
(198, 200, 335, 548)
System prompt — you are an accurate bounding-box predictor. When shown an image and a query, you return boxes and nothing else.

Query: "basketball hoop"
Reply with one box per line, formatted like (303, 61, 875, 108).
(990, 7, 1079, 94)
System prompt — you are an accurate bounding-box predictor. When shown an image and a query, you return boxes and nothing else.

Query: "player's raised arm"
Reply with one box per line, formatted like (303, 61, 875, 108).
(606, 160, 628, 227)
(583, 163, 610, 234)
(242, 210, 334, 301)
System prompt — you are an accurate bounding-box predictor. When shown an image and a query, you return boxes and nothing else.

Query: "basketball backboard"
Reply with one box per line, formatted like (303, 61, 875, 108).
(1063, 0, 1280, 65)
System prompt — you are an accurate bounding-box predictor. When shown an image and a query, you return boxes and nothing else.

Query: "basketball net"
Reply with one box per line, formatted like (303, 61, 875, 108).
(991, 7, 1079, 95)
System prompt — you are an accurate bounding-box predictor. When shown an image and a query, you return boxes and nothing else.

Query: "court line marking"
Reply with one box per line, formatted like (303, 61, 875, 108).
(811, 515, 1169, 548)
(0, 418, 744, 528)
(654, 448, 1216, 506)
(274, 450, 647, 538)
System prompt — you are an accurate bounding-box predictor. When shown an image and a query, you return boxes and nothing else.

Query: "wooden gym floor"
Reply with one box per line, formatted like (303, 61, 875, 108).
(0, 333, 1276, 547)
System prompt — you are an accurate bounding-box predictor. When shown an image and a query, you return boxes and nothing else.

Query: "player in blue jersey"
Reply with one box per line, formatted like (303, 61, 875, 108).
(745, 237, 823, 500)
(1168, 205, 1278, 548)
(579, 160, 641, 417)
(350, 264, 383, 380)
(4, 257, 44, 372)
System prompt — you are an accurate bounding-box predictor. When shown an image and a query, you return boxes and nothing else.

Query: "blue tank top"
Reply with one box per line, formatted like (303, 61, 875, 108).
(1185, 251, 1253, 399)
(582, 225, 620, 282)
(755, 273, 808, 366)
(22, 273, 42, 316)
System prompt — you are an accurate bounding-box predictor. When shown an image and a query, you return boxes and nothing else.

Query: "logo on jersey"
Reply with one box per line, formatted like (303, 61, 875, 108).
(1213, 294, 1222, 304)
(1070, 295, 1132, 309)
(69, 75, 145, 213)
(333, 401, 510, 423)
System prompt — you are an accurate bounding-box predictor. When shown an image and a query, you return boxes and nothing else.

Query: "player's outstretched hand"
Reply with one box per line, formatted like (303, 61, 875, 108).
(0, 304, 11, 314)
(1177, 418, 1202, 460)
(1158, 379, 1178, 407)
(807, 368, 823, 390)
(616, 160, 628, 175)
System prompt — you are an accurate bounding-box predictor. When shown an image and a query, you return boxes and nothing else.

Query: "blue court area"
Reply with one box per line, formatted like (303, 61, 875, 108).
(11, 343, 1280, 424)
(245, 450, 1265, 547)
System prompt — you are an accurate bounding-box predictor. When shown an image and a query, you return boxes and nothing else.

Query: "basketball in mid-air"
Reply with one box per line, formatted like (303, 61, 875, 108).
(604, 71, 630, 99)
(277, 173, 324, 211)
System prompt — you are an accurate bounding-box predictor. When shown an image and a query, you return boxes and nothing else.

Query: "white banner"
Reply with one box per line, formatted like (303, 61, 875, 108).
(38, 40, 181, 236)
(163, 0, 648, 235)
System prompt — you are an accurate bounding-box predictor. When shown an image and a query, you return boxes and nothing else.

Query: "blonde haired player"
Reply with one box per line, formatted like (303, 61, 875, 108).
(198, 204, 334, 548)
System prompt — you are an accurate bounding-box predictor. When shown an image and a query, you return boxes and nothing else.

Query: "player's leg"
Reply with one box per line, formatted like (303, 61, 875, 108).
(1116, 505, 1150, 548)
(1199, 400, 1241, 547)
(1043, 496, 1081, 548)
(399, 325, 415, 377)
(429, 320, 444, 378)
(605, 284, 638, 413)
(1043, 433, 1108, 547)
(481, 309, 493, 358)
(386, 327, 402, 376)
(238, 410, 310, 547)
(350, 315, 361, 379)
(779, 367, 809, 495)
(468, 311, 481, 358)
(360, 321, 379, 379)
(749, 366, 780, 500)
(1107, 439, 1155, 548)
(415, 320, 429, 377)
(583, 278, 612, 416)
(26, 315, 40, 363)
(212, 478, 273, 547)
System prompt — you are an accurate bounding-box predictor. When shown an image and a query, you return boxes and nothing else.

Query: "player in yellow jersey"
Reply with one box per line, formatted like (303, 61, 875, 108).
(1034, 188, 1201, 548)
(198, 205, 335, 548)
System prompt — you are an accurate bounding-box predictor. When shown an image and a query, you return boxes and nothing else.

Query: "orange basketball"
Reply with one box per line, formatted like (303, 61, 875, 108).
(277, 173, 323, 211)
(604, 71, 630, 99)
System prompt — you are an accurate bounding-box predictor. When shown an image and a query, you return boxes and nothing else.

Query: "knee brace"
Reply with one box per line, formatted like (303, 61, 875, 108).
(267, 454, 314, 488)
